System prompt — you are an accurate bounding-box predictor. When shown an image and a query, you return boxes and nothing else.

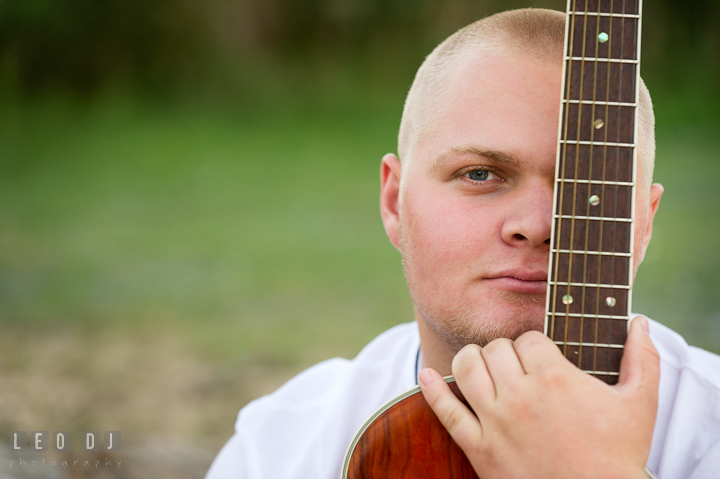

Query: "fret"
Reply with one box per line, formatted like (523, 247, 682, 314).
(554, 218, 631, 253)
(549, 285, 629, 315)
(583, 371, 619, 376)
(553, 341, 625, 373)
(556, 179, 634, 187)
(547, 315, 628, 344)
(566, 57, 638, 64)
(592, 372, 621, 383)
(551, 252, 630, 286)
(554, 341, 624, 349)
(557, 182, 632, 218)
(553, 281, 630, 289)
(570, 0, 639, 15)
(565, 61, 636, 103)
(568, 15, 639, 60)
(555, 215, 632, 222)
(560, 144, 634, 183)
(547, 314, 629, 328)
(562, 343, 624, 372)
(561, 140, 635, 147)
(546, 312, 630, 320)
(552, 249, 632, 257)
(564, 99, 636, 108)
(561, 103, 635, 143)
(570, 12, 640, 18)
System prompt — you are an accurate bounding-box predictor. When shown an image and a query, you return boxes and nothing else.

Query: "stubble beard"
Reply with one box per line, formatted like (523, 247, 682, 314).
(414, 288, 547, 353)
(401, 250, 546, 352)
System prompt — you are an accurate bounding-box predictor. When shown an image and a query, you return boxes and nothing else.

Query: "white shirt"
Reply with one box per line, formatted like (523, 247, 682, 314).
(206, 319, 720, 479)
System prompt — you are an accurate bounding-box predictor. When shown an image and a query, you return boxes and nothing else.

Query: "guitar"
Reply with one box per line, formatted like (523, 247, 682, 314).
(342, 0, 643, 477)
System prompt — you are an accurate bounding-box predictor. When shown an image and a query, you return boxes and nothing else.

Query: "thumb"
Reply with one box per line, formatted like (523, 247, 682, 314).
(617, 315, 660, 395)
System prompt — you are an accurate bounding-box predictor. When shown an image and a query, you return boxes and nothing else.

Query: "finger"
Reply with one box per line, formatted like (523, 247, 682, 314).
(452, 344, 496, 410)
(419, 367, 484, 449)
(480, 338, 527, 392)
(513, 330, 570, 375)
(617, 316, 660, 397)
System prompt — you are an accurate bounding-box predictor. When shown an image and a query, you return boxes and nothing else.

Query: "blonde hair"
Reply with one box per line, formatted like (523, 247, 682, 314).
(398, 8, 655, 188)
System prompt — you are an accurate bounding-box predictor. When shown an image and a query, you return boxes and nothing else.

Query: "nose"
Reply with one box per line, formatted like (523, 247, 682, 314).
(500, 180, 553, 249)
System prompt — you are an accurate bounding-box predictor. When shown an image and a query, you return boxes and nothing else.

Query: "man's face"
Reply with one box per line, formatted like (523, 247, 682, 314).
(381, 46, 661, 358)
(394, 49, 569, 350)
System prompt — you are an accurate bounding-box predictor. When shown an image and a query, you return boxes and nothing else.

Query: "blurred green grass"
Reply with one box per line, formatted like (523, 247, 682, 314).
(0, 94, 414, 368)
(0, 92, 718, 368)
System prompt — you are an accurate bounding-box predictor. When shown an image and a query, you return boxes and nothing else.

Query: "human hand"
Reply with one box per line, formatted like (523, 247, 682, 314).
(419, 316, 659, 479)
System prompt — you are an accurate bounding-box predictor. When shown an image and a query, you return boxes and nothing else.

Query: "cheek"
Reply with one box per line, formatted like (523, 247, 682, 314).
(400, 185, 497, 275)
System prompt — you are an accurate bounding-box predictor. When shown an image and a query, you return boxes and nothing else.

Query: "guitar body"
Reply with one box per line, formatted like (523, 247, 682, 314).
(342, 378, 477, 479)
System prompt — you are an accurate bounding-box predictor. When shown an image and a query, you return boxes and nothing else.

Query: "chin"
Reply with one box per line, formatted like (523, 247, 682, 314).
(421, 295, 546, 351)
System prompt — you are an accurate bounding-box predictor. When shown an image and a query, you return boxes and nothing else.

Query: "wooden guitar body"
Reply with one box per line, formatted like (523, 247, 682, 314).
(342, 378, 477, 479)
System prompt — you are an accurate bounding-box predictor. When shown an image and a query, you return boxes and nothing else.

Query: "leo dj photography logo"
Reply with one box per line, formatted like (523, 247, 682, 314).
(12, 431, 121, 452)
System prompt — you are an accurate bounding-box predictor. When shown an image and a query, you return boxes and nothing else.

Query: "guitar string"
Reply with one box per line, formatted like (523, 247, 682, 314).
(629, 0, 640, 325)
(589, 0, 638, 379)
(592, 0, 616, 376)
(600, 0, 635, 378)
(602, 0, 632, 371)
(617, 0, 637, 353)
(550, 0, 577, 345)
(558, 0, 578, 354)
(554, 0, 577, 346)
(564, 0, 591, 358)
(578, 0, 604, 373)
(609, 0, 630, 356)
(592, 0, 614, 375)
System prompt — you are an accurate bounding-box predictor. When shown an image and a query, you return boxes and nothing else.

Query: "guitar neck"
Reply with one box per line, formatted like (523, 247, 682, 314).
(544, 0, 643, 385)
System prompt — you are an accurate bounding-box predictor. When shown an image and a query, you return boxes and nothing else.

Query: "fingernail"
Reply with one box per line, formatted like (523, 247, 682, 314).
(637, 316, 649, 334)
(419, 369, 433, 387)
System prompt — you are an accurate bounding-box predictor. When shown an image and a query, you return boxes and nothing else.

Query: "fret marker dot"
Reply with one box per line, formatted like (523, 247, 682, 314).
(598, 32, 609, 43)
(562, 294, 574, 305)
(594, 119, 605, 129)
(606, 296, 617, 307)
(589, 195, 600, 206)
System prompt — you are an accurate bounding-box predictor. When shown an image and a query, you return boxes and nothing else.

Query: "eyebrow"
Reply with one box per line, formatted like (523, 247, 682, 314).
(429, 144, 521, 173)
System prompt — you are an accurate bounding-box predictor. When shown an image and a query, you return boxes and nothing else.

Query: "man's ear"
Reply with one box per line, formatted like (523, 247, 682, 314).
(642, 183, 664, 252)
(380, 153, 402, 250)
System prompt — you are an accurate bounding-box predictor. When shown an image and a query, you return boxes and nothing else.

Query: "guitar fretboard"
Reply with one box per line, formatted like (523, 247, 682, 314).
(545, 0, 642, 385)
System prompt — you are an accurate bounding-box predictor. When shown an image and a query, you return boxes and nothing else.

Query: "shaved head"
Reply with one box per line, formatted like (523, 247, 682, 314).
(398, 8, 655, 195)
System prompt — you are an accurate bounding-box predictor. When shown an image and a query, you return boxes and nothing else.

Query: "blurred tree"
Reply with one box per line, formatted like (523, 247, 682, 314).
(643, 0, 720, 90)
(0, 0, 211, 94)
(0, 0, 718, 101)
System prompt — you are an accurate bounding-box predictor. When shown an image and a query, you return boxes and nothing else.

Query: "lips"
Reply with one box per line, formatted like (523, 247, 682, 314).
(485, 270, 548, 295)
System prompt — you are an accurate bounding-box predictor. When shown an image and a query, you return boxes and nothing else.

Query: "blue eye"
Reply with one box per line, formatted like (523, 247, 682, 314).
(468, 170, 490, 181)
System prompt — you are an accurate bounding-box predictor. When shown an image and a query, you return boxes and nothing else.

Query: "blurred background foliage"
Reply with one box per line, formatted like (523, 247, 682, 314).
(0, 0, 718, 477)
(1, 0, 719, 106)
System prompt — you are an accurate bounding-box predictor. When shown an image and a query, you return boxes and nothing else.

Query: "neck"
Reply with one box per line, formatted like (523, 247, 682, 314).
(415, 311, 461, 377)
